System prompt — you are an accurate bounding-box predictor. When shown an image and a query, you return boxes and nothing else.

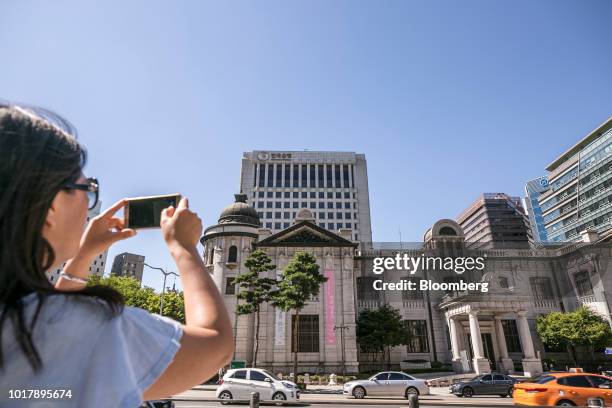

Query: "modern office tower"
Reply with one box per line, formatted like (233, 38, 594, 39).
(538, 117, 612, 242)
(524, 176, 550, 243)
(45, 201, 108, 284)
(457, 193, 532, 248)
(111, 252, 145, 283)
(240, 151, 373, 243)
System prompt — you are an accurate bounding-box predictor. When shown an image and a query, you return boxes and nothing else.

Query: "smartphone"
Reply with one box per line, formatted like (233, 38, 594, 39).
(124, 193, 181, 229)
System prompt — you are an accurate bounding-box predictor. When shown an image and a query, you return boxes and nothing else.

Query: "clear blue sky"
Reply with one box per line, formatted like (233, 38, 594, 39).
(2, 0, 611, 292)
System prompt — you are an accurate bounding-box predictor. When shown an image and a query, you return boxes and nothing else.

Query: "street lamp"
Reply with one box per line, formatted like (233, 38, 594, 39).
(144, 263, 179, 315)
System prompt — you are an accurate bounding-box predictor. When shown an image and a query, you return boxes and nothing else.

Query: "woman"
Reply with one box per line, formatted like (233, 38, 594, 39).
(0, 103, 234, 407)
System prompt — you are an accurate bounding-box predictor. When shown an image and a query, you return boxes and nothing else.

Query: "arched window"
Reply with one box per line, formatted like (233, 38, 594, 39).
(439, 226, 457, 236)
(228, 245, 238, 263)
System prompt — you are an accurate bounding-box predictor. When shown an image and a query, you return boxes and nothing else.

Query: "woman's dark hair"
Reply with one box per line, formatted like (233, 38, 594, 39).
(0, 102, 124, 372)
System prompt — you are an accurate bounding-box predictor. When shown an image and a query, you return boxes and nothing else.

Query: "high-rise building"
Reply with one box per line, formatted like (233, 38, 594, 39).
(457, 193, 532, 248)
(524, 176, 549, 242)
(538, 117, 612, 242)
(111, 252, 145, 283)
(46, 201, 108, 284)
(240, 151, 373, 243)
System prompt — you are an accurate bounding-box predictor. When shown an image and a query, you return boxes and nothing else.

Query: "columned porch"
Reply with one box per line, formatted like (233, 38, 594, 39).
(439, 293, 544, 376)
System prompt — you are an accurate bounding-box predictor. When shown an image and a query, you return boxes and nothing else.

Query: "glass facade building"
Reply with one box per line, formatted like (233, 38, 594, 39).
(524, 176, 549, 242)
(538, 118, 612, 242)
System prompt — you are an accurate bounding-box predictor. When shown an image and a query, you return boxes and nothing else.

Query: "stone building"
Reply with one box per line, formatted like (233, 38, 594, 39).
(202, 195, 612, 376)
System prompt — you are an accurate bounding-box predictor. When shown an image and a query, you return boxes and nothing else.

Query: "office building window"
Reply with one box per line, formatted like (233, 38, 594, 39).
(343, 165, 349, 188)
(350, 165, 355, 188)
(284, 202, 290, 208)
(259, 164, 266, 187)
(225, 277, 236, 295)
(267, 191, 273, 198)
(284, 192, 290, 198)
(275, 212, 281, 219)
(404, 320, 429, 353)
(257, 202, 263, 208)
(327, 192, 333, 198)
(258, 191, 264, 198)
(276, 164, 282, 187)
(293, 191, 299, 198)
(325, 164, 332, 187)
(334, 164, 341, 188)
(320, 213, 326, 219)
(257, 212, 263, 218)
(266, 222, 272, 229)
(328, 212, 334, 219)
(267, 164, 273, 187)
(327, 202, 333, 209)
(283, 212, 290, 219)
(318, 164, 324, 187)
(291, 315, 319, 352)
(293, 164, 299, 187)
(283, 222, 289, 228)
(310, 192, 316, 198)
(275, 222, 281, 229)
(309, 202, 316, 209)
(301, 192, 307, 198)
(345, 202, 351, 209)
(344, 192, 350, 199)
(284, 164, 290, 187)
(301, 164, 307, 187)
(319, 202, 325, 208)
(275, 202, 281, 208)
(345, 223, 352, 228)
(318, 192, 324, 198)
(266, 212, 272, 218)
(336, 192, 341, 199)
(293, 202, 299, 208)
(336, 223, 342, 230)
(502, 320, 522, 353)
(335, 202, 342, 209)
(275, 191, 282, 198)
(327, 223, 334, 229)
(310, 164, 316, 187)
(319, 223, 325, 228)
(345, 212, 352, 219)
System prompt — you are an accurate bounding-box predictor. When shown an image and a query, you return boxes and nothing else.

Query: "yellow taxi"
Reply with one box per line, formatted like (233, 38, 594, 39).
(513, 372, 612, 406)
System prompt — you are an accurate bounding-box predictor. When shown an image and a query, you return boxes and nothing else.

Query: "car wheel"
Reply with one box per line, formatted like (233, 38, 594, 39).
(405, 387, 419, 398)
(556, 401, 576, 407)
(462, 387, 474, 398)
(352, 386, 366, 399)
(272, 392, 286, 406)
(218, 390, 232, 405)
(507, 387, 514, 398)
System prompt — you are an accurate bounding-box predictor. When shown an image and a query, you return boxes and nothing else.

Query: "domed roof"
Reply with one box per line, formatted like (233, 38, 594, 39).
(218, 193, 261, 227)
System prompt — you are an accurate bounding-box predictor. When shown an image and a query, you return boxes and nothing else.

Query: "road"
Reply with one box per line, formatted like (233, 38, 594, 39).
(171, 388, 515, 407)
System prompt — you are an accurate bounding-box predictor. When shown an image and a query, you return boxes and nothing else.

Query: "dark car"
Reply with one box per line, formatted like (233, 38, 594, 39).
(450, 373, 517, 398)
(139, 401, 175, 408)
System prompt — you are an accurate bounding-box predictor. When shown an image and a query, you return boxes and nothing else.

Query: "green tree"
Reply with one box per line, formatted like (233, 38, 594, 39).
(537, 306, 612, 363)
(88, 275, 186, 323)
(234, 249, 277, 367)
(272, 251, 327, 376)
(356, 304, 410, 370)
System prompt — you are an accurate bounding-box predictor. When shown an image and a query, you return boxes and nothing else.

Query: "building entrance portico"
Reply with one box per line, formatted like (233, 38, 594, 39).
(440, 293, 543, 376)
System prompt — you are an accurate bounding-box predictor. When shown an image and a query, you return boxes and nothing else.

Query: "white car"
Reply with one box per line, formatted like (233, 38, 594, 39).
(216, 368, 299, 405)
(343, 371, 430, 399)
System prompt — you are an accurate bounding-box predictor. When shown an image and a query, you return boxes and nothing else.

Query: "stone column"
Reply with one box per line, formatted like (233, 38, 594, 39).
(468, 310, 490, 374)
(516, 311, 542, 376)
(494, 316, 515, 373)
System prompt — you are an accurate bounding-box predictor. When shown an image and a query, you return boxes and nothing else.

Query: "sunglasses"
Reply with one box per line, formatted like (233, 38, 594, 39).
(64, 177, 99, 210)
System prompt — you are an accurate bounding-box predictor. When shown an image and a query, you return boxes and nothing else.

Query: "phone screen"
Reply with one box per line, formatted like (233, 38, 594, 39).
(128, 195, 179, 229)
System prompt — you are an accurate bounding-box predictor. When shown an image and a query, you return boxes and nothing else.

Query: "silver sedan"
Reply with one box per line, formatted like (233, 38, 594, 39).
(343, 371, 430, 399)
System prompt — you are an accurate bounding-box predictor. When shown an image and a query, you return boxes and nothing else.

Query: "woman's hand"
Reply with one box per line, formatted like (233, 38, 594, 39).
(161, 197, 202, 252)
(78, 199, 137, 259)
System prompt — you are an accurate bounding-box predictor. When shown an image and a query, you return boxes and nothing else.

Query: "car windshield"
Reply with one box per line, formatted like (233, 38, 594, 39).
(525, 375, 556, 384)
(262, 370, 280, 380)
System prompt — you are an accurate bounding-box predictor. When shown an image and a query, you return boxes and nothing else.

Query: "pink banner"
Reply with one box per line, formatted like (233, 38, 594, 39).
(324, 269, 336, 345)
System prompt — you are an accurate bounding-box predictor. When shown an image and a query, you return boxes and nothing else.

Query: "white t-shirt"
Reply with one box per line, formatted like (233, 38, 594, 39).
(0, 292, 183, 407)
